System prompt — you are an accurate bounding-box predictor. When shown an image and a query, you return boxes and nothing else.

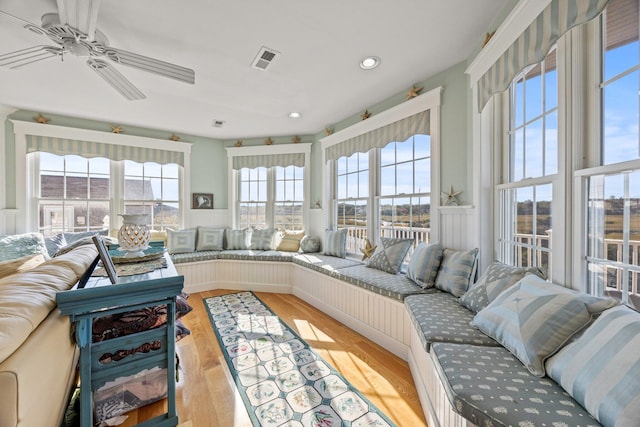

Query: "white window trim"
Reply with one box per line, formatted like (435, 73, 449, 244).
(11, 119, 191, 233)
(320, 87, 442, 240)
(225, 143, 312, 229)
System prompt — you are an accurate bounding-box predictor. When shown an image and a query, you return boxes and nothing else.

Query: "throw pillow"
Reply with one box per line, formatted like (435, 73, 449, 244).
(196, 227, 224, 251)
(275, 230, 305, 252)
(546, 305, 640, 427)
(405, 242, 444, 288)
(460, 262, 546, 313)
(44, 233, 67, 258)
(322, 229, 348, 258)
(167, 229, 197, 254)
(300, 235, 321, 253)
(226, 228, 251, 250)
(251, 228, 276, 250)
(0, 232, 50, 262)
(366, 237, 413, 274)
(0, 253, 46, 279)
(472, 274, 619, 377)
(434, 248, 478, 297)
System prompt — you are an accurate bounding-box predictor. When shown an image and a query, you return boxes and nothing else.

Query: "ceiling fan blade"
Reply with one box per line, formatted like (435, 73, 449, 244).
(104, 47, 195, 84)
(0, 9, 49, 36)
(56, 0, 100, 39)
(0, 45, 61, 69)
(87, 58, 146, 101)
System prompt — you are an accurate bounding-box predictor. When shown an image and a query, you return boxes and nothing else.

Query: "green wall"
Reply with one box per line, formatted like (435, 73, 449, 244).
(2, 58, 474, 210)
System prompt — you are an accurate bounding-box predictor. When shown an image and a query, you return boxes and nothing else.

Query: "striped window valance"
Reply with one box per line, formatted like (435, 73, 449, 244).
(26, 134, 185, 166)
(325, 110, 429, 162)
(232, 152, 305, 170)
(477, 0, 610, 111)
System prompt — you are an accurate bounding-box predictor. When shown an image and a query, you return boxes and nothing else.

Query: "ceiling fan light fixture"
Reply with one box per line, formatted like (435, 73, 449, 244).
(359, 56, 380, 70)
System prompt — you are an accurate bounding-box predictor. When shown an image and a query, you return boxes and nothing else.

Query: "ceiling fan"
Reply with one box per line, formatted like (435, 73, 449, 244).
(0, 0, 195, 100)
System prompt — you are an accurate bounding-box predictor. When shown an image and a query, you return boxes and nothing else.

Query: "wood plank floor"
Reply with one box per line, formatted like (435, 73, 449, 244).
(117, 290, 427, 427)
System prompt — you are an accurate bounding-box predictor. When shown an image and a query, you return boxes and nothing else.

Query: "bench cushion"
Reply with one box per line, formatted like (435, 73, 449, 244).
(431, 343, 601, 427)
(292, 254, 362, 276)
(170, 250, 220, 264)
(405, 292, 498, 352)
(337, 265, 428, 301)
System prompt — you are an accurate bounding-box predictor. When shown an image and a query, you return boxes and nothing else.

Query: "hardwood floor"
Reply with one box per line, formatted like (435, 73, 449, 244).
(117, 290, 427, 427)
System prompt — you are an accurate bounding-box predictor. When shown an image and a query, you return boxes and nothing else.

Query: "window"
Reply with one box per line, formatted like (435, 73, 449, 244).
(379, 134, 431, 246)
(274, 166, 304, 230)
(38, 153, 110, 236)
(498, 48, 557, 275)
(123, 161, 180, 231)
(34, 152, 182, 235)
(237, 165, 304, 231)
(333, 133, 431, 255)
(582, 0, 640, 308)
(336, 152, 369, 253)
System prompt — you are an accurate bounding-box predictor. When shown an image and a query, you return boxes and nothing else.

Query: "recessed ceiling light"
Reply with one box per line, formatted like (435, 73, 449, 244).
(360, 56, 380, 70)
(288, 112, 302, 118)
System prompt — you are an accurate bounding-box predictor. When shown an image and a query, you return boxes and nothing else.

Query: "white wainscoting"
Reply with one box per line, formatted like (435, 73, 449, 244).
(439, 206, 476, 250)
(186, 209, 229, 229)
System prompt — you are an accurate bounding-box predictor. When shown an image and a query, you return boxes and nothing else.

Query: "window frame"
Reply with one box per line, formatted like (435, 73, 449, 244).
(226, 143, 312, 231)
(12, 120, 190, 234)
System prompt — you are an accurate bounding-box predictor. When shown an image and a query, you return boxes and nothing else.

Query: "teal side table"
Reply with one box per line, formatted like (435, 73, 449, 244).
(56, 253, 183, 427)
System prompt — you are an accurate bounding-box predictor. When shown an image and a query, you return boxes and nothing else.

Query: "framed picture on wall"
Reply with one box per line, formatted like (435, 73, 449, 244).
(192, 193, 214, 209)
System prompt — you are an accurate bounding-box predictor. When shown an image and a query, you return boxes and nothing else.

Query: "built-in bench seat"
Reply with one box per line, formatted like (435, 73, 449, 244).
(430, 343, 601, 427)
(335, 264, 429, 301)
(405, 292, 499, 353)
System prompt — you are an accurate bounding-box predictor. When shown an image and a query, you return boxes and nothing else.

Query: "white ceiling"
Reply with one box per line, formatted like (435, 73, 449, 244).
(0, 0, 507, 140)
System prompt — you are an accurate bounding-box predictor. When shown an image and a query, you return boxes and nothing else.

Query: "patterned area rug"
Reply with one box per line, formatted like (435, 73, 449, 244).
(204, 292, 396, 427)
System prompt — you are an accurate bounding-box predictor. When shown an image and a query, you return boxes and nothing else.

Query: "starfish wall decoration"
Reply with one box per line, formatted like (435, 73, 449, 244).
(406, 85, 423, 100)
(33, 114, 50, 124)
(361, 110, 371, 120)
(325, 128, 334, 136)
(441, 185, 462, 206)
(292, 136, 301, 143)
(265, 137, 274, 145)
(234, 140, 243, 147)
(360, 239, 377, 261)
(111, 126, 123, 134)
(169, 133, 181, 141)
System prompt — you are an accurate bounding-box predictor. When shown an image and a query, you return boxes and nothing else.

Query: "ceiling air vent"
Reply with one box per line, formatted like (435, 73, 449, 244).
(212, 119, 225, 128)
(251, 46, 280, 71)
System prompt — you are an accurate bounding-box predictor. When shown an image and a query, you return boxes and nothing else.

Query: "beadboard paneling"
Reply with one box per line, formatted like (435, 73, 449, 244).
(439, 206, 475, 250)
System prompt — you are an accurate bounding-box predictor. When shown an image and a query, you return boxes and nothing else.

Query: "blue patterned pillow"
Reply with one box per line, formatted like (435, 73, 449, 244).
(226, 228, 251, 250)
(434, 248, 478, 297)
(167, 229, 197, 254)
(63, 229, 108, 244)
(405, 242, 444, 288)
(366, 237, 412, 274)
(546, 305, 640, 427)
(0, 233, 50, 262)
(472, 274, 619, 377)
(322, 229, 348, 258)
(300, 235, 321, 253)
(460, 262, 546, 313)
(251, 228, 276, 250)
(196, 227, 224, 251)
(44, 233, 67, 258)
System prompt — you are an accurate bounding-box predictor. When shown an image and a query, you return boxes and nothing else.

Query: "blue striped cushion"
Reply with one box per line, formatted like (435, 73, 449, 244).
(196, 227, 224, 251)
(250, 228, 275, 250)
(434, 248, 478, 297)
(405, 242, 443, 288)
(367, 237, 412, 274)
(472, 275, 619, 377)
(546, 305, 640, 427)
(167, 229, 197, 254)
(225, 228, 251, 250)
(322, 229, 347, 258)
